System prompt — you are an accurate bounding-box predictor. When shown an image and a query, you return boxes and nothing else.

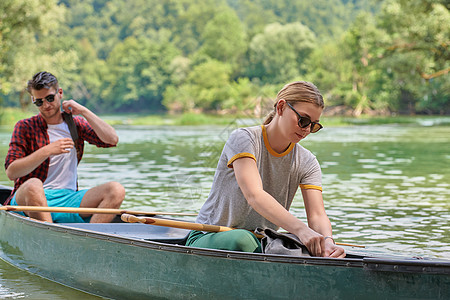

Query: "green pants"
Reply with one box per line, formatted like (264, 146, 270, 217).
(186, 229, 262, 253)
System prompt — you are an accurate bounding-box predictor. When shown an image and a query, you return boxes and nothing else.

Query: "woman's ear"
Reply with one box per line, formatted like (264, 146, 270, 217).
(276, 99, 286, 115)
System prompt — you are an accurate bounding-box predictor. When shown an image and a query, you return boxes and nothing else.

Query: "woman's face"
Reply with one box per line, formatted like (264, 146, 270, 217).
(278, 100, 323, 143)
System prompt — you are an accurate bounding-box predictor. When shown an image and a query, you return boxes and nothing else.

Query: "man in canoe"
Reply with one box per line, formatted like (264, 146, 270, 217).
(187, 81, 346, 258)
(4, 71, 125, 223)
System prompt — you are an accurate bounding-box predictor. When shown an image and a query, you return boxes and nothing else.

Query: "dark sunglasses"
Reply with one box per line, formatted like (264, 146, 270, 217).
(286, 102, 323, 133)
(31, 93, 57, 107)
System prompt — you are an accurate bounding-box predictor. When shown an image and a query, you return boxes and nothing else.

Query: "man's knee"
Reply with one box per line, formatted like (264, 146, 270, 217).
(16, 178, 46, 205)
(105, 182, 125, 205)
(18, 178, 44, 196)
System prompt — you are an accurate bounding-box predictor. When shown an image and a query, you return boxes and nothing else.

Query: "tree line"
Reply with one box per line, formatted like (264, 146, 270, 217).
(0, 0, 448, 116)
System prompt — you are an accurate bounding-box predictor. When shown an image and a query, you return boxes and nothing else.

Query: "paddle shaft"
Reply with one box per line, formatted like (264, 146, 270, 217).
(335, 242, 365, 248)
(121, 214, 233, 233)
(121, 214, 365, 248)
(0, 206, 197, 217)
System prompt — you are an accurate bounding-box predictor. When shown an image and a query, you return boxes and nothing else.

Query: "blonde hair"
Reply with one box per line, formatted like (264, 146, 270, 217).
(263, 81, 324, 125)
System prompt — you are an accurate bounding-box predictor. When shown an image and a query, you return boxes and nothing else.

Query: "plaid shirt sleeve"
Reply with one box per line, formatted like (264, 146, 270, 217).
(4, 116, 49, 194)
(5, 118, 48, 169)
(5, 121, 28, 170)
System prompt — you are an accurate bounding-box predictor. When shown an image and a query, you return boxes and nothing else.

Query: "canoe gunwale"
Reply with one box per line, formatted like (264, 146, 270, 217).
(363, 257, 450, 275)
(2, 209, 449, 276)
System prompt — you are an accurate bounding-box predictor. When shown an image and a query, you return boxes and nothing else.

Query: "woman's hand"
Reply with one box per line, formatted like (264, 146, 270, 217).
(324, 239, 346, 258)
(295, 227, 325, 256)
(296, 228, 346, 258)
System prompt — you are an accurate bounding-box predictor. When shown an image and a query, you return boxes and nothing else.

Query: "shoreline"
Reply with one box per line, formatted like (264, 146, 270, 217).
(1, 107, 450, 127)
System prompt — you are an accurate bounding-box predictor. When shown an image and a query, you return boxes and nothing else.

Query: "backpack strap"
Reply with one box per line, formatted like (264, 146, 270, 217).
(62, 112, 79, 142)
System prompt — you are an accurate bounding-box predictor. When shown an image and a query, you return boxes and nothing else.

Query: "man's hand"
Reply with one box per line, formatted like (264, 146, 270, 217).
(61, 100, 86, 116)
(61, 99, 118, 145)
(45, 138, 74, 155)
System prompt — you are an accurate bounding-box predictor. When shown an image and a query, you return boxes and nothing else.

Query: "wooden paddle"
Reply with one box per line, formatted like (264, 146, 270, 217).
(121, 213, 233, 232)
(0, 205, 197, 216)
(121, 214, 365, 248)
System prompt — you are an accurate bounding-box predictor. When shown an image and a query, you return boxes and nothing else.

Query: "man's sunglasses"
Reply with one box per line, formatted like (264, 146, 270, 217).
(31, 94, 57, 107)
(286, 102, 323, 133)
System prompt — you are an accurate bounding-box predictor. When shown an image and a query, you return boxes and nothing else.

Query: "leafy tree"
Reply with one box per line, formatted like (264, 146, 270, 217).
(1, 0, 448, 115)
(248, 22, 317, 84)
(101, 36, 180, 111)
(199, 8, 248, 73)
(163, 59, 232, 112)
(373, 0, 450, 114)
(0, 0, 70, 107)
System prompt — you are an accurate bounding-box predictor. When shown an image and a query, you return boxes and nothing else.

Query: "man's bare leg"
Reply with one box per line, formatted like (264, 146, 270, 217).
(80, 182, 125, 223)
(14, 178, 53, 222)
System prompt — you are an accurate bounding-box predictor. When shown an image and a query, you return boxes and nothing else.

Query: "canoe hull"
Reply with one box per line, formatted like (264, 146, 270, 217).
(0, 210, 449, 299)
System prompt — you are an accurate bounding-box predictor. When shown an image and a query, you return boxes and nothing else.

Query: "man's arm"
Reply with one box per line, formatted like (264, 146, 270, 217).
(62, 100, 118, 145)
(6, 138, 74, 180)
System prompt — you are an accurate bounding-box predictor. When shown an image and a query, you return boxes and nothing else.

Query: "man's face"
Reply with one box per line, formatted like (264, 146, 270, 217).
(31, 87, 62, 121)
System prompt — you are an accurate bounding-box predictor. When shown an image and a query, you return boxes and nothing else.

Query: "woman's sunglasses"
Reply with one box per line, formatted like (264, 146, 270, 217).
(286, 102, 323, 133)
(31, 94, 57, 107)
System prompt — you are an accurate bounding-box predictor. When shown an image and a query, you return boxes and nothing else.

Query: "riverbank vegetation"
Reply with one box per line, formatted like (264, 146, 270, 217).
(0, 0, 449, 119)
(2, 107, 449, 128)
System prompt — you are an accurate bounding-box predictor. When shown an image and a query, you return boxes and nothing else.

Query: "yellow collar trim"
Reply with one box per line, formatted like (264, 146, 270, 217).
(261, 125, 294, 157)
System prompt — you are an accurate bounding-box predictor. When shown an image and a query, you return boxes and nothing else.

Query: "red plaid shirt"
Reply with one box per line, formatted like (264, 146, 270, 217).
(4, 113, 115, 199)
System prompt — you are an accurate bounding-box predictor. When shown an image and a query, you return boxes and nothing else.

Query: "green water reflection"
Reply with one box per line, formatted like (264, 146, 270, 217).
(0, 122, 449, 297)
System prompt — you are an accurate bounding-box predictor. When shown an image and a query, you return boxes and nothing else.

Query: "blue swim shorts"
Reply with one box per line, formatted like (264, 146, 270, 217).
(10, 189, 90, 223)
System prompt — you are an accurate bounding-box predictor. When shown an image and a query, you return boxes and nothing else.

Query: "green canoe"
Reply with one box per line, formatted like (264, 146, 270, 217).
(0, 186, 449, 299)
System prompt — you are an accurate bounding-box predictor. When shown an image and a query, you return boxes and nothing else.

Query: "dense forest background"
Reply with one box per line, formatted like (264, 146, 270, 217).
(0, 0, 449, 116)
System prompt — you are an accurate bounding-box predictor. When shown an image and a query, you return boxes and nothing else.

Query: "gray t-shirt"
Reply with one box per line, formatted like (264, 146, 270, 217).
(197, 125, 322, 231)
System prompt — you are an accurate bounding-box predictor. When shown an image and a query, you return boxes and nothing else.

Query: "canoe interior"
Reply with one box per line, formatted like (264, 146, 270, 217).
(62, 222, 191, 245)
(0, 185, 11, 205)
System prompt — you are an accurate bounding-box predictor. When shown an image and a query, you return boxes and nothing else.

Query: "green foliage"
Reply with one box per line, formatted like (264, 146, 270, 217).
(0, 107, 36, 126)
(163, 59, 232, 112)
(307, 1, 450, 115)
(374, 0, 450, 114)
(0, 0, 71, 99)
(0, 0, 448, 115)
(101, 36, 180, 111)
(249, 22, 317, 84)
(199, 8, 248, 72)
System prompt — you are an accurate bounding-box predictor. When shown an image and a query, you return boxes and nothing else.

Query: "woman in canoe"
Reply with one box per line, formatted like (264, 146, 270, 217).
(187, 81, 345, 258)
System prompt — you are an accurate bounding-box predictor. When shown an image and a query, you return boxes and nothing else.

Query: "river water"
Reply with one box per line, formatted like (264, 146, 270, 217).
(0, 119, 449, 298)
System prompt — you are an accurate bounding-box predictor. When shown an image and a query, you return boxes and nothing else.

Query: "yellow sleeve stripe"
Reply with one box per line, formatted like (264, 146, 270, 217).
(227, 153, 256, 168)
(299, 184, 323, 192)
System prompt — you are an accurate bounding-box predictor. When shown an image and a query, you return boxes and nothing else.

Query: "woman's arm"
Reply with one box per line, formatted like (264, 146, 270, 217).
(233, 157, 325, 256)
(233, 157, 345, 257)
(302, 189, 345, 257)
